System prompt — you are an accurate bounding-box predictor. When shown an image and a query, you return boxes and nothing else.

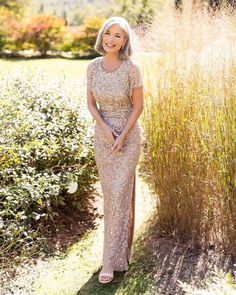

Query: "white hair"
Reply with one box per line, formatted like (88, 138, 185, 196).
(95, 16, 134, 61)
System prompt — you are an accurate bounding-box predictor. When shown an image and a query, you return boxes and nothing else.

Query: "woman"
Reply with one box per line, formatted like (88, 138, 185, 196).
(86, 16, 144, 284)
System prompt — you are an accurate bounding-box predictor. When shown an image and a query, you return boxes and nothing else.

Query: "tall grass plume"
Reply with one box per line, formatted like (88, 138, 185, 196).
(138, 4, 236, 254)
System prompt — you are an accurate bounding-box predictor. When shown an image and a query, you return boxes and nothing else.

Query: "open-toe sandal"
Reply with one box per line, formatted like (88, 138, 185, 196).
(98, 271, 114, 284)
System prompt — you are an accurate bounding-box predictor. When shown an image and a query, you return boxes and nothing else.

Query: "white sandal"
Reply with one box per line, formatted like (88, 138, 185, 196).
(98, 271, 114, 284)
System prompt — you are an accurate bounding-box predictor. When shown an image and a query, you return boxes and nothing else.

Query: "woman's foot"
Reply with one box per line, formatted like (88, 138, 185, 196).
(98, 264, 114, 284)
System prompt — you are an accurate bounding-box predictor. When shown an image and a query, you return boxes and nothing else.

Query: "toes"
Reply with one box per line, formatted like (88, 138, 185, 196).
(100, 275, 112, 282)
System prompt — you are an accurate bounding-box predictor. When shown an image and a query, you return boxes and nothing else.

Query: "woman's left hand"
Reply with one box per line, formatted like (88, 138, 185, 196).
(111, 135, 125, 152)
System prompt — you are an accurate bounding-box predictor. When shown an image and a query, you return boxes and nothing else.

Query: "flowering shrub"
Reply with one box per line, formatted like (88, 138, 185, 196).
(0, 69, 97, 257)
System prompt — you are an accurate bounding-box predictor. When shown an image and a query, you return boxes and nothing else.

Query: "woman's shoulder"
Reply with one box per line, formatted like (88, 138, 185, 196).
(87, 56, 101, 69)
(126, 58, 142, 74)
(126, 58, 141, 69)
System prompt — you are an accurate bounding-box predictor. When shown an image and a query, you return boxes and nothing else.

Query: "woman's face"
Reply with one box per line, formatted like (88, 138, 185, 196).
(102, 24, 126, 54)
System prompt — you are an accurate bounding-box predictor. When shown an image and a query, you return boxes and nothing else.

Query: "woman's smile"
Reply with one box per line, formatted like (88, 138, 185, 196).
(106, 43, 116, 48)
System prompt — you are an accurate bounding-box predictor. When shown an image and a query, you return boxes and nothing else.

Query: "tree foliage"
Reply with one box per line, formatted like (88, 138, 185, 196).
(0, 0, 25, 13)
(62, 16, 105, 56)
(24, 14, 66, 56)
(117, 0, 154, 26)
(174, 0, 236, 11)
(0, 7, 18, 49)
(70, 0, 154, 27)
(1, 0, 155, 56)
(208, 0, 236, 10)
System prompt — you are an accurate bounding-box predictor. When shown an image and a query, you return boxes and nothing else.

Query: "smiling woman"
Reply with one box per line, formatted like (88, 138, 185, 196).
(86, 16, 144, 284)
(100, 26, 125, 72)
(94, 16, 133, 61)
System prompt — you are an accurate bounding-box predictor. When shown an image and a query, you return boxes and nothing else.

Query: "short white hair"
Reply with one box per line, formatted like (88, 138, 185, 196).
(95, 16, 134, 61)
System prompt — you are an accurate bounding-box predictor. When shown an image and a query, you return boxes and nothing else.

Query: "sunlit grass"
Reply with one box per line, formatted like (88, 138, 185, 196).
(179, 269, 236, 295)
(139, 6, 236, 253)
(0, 58, 90, 83)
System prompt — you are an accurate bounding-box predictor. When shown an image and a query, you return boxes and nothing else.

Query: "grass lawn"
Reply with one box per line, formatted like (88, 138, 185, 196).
(0, 58, 90, 83)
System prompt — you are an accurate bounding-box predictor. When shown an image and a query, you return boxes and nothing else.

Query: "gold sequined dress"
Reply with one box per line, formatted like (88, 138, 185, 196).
(87, 56, 143, 271)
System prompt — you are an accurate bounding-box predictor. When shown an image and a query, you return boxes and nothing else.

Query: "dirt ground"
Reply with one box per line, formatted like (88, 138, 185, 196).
(140, 221, 235, 295)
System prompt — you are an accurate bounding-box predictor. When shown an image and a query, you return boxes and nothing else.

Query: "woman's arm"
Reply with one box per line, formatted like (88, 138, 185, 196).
(87, 89, 107, 130)
(87, 89, 120, 144)
(120, 87, 144, 140)
(111, 86, 143, 152)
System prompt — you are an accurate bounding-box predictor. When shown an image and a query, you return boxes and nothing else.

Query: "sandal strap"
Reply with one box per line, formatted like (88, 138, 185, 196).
(99, 272, 113, 278)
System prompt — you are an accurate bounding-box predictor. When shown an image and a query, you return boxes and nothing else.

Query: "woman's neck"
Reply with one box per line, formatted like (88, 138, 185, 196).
(103, 52, 120, 62)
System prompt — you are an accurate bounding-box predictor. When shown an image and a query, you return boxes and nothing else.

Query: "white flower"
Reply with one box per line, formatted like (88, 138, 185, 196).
(67, 181, 78, 194)
(0, 217, 3, 229)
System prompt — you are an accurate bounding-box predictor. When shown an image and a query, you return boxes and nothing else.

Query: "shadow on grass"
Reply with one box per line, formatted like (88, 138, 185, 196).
(76, 206, 235, 295)
(136, 167, 235, 295)
(152, 234, 235, 295)
(77, 216, 157, 295)
(38, 189, 103, 257)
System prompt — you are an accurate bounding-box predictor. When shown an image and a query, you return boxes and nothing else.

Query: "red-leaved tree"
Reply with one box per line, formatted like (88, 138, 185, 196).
(24, 14, 66, 56)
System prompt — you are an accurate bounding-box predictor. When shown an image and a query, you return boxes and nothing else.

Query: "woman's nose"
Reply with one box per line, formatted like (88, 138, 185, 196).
(108, 36, 115, 43)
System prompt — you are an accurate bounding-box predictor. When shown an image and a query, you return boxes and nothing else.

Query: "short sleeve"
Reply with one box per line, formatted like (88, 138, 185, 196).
(129, 62, 143, 98)
(85, 60, 95, 95)
(83, 58, 97, 94)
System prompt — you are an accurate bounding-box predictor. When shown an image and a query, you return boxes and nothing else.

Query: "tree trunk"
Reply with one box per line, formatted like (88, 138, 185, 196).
(209, 0, 221, 9)
(209, 0, 236, 11)
(175, 0, 183, 11)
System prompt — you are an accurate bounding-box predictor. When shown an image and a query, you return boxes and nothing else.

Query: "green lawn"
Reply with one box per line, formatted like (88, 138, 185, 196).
(0, 58, 90, 83)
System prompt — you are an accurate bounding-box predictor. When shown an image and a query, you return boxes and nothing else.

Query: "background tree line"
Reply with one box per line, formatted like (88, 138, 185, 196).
(0, 0, 154, 57)
(0, 0, 235, 57)
(175, 0, 236, 11)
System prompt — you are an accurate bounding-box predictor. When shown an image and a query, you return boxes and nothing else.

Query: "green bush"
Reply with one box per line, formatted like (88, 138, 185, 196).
(0, 69, 97, 258)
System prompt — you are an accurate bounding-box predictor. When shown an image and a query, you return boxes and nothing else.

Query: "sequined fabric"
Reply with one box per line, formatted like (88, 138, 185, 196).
(87, 56, 143, 271)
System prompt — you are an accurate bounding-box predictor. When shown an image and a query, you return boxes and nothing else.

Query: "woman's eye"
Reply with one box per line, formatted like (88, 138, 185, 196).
(116, 35, 121, 38)
(105, 32, 110, 35)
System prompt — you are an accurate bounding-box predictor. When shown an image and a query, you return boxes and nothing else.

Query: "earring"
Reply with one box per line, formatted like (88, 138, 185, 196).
(121, 45, 124, 50)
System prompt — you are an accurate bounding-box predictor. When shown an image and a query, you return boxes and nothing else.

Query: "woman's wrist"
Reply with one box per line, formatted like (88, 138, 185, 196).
(98, 120, 108, 130)
(119, 132, 127, 141)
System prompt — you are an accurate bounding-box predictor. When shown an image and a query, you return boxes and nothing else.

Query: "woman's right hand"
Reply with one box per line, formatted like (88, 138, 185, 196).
(102, 124, 119, 144)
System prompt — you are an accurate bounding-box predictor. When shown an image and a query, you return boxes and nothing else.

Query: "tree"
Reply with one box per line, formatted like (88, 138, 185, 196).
(71, 0, 154, 27)
(24, 14, 66, 56)
(0, 0, 24, 13)
(62, 16, 105, 56)
(39, 2, 44, 14)
(173, 0, 235, 12)
(208, 0, 236, 10)
(3, 17, 24, 50)
(62, 10, 68, 26)
(0, 7, 19, 50)
(175, 0, 183, 11)
(117, 0, 154, 26)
